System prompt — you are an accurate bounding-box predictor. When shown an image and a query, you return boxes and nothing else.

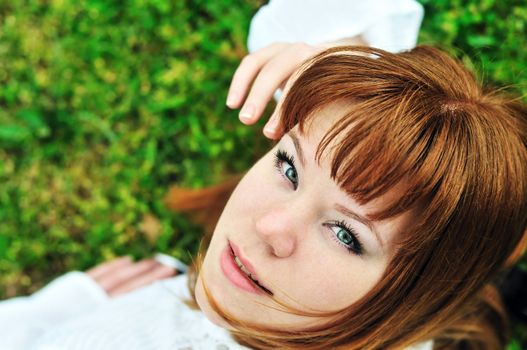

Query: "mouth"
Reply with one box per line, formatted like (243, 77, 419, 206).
(228, 241, 273, 296)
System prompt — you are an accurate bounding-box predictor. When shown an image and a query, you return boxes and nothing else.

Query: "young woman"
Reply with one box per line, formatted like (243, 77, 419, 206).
(175, 45, 527, 350)
(1, 44, 526, 349)
(3, 3, 527, 350)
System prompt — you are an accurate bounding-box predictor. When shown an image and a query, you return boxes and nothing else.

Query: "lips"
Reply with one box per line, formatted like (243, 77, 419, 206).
(221, 240, 273, 296)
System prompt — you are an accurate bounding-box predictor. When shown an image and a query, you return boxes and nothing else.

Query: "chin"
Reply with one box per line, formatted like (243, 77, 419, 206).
(195, 272, 232, 328)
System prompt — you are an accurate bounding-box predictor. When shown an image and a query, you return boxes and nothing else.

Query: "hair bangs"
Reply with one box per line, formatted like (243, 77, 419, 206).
(278, 49, 473, 225)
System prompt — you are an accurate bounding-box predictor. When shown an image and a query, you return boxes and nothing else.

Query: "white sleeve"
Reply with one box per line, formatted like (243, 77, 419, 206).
(248, 0, 424, 53)
(0, 271, 109, 350)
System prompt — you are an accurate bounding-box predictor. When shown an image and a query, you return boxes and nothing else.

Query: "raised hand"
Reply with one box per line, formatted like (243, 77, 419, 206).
(227, 37, 366, 140)
(226, 42, 324, 140)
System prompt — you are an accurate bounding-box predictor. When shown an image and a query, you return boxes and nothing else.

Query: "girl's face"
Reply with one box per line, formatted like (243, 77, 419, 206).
(196, 105, 414, 329)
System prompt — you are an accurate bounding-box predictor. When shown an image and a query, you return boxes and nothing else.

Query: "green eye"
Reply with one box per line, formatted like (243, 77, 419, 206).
(336, 228, 353, 245)
(284, 165, 298, 184)
(274, 149, 298, 190)
(327, 221, 363, 255)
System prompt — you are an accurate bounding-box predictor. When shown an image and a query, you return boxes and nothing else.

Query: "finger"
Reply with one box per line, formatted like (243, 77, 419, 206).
(99, 259, 159, 293)
(226, 42, 289, 110)
(262, 65, 306, 140)
(263, 111, 284, 140)
(239, 43, 319, 126)
(86, 256, 133, 281)
(108, 264, 177, 297)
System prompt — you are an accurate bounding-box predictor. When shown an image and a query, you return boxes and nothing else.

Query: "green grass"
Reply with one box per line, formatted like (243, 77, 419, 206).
(0, 0, 525, 346)
(0, 0, 268, 296)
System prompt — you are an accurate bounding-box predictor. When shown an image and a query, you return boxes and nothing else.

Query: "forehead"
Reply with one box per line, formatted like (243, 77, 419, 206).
(287, 103, 418, 250)
(299, 101, 351, 145)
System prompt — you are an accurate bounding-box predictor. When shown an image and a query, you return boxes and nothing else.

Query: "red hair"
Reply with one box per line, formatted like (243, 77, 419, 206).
(167, 46, 527, 349)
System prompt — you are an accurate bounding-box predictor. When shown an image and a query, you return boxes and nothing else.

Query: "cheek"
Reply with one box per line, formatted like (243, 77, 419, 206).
(207, 151, 389, 317)
(221, 159, 276, 217)
(287, 252, 388, 311)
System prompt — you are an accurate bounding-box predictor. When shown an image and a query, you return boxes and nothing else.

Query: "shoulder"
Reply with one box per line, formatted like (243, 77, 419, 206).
(33, 274, 250, 350)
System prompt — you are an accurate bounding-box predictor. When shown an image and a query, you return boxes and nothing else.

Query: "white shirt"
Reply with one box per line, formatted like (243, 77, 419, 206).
(248, 0, 424, 53)
(0, 272, 432, 350)
(0, 272, 249, 350)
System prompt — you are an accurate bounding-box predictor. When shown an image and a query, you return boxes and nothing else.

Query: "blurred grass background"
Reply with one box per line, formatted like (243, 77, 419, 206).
(0, 0, 525, 347)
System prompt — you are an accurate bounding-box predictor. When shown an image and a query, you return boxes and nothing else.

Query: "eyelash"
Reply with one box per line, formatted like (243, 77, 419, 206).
(273, 149, 364, 255)
(274, 149, 298, 189)
(325, 220, 363, 256)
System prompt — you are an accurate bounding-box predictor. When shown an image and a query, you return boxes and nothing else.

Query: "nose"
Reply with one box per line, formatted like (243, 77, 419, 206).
(254, 207, 299, 258)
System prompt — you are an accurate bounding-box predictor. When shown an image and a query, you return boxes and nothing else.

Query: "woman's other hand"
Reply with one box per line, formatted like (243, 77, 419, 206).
(226, 42, 323, 140)
(86, 256, 177, 297)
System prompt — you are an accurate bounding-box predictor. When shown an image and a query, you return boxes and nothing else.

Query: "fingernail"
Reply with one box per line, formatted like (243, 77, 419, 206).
(160, 265, 177, 274)
(268, 112, 278, 125)
(226, 92, 238, 108)
(239, 104, 255, 122)
(263, 124, 276, 137)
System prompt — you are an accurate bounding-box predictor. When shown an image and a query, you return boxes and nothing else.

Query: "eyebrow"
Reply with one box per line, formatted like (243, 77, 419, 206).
(286, 131, 384, 248)
(334, 204, 384, 247)
(287, 130, 306, 167)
